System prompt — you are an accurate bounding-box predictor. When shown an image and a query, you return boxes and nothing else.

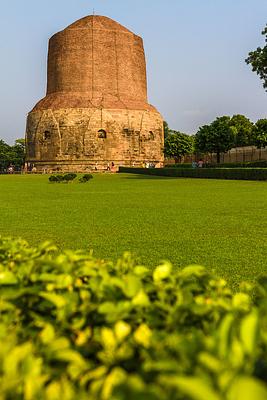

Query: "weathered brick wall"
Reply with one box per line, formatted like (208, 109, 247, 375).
(26, 107, 164, 172)
(26, 15, 164, 171)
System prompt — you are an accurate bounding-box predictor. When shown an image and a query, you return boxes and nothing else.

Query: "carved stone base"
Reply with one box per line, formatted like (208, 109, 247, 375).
(26, 107, 164, 172)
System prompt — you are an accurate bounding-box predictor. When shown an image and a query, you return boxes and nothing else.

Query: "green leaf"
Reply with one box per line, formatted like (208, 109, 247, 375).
(133, 266, 150, 277)
(45, 381, 62, 400)
(80, 366, 108, 386)
(101, 327, 117, 349)
(102, 367, 126, 400)
(134, 324, 152, 348)
(230, 338, 244, 368)
(0, 270, 18, 285)
(132, 290, 151, 307)
(39, 292, 67, 308)
(240, 309, 259, 355)
(4, 343, 33, 376)
(218, 314, 234, 359)
(233, 293, 251, 310)
(114, 321, 131, 342)
(49, 337, 70, 352)
(39, 324, 55, 344)
(153, 262, 172, 282)
(179, 265, 206, 278)
(228, 377, 267, 400)
(159, 376, 222, 400)
(122, 274, 141, 298)
(98, 302, 117, 314)
(33, 273, 73, 288)
(53, 349, 86, 367)
(198, 352, 222, 373)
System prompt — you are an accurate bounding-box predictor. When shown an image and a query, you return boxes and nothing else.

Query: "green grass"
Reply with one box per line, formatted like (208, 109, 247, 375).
(0, 173, 266, 285)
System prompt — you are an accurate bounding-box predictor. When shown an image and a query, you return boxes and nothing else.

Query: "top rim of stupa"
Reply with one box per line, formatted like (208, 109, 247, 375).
(65, 15, 135, 35)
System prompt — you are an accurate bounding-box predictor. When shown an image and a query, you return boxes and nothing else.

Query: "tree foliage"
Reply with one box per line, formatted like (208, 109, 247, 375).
(246, 25, 267, 91)
(0, 138, 25, 171)
(230, 114, 254, 147)
(252, 119, 267, 148)
(195, 116, 235, 163)
(164, 131, 193, 162)
(163, 121, 170, 139)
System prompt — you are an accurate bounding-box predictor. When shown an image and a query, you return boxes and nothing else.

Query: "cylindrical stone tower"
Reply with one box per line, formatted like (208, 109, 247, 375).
(26, 15, 164, 172)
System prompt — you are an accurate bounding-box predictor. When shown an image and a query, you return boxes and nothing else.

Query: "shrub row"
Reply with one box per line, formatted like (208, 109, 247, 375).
(165, 160, 267, 169)
(165, 163, 192, 168)
(119, 167, 267, 181)
(1, 237, 267, 399)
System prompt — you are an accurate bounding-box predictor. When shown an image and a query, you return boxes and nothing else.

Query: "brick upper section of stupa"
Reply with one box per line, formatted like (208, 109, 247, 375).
(33, 15, 156, 112)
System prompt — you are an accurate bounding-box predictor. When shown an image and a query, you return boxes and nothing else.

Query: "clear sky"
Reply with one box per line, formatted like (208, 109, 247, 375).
(1, 0, 266, 144)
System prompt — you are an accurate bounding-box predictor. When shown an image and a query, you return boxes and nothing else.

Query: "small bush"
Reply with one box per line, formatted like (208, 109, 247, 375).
(63, 173, 77, 182)
(48, 174, 64, 183)
(48, 175, 58, 182)
(79, 174, 93, 183)
(1, 236, 267, 399)
(49, 174, 77, 183)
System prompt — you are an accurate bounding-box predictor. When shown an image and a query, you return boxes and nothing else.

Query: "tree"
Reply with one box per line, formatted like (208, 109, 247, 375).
(195, 116, 235, 163)
(164, 131, 194, 162)
(163, 121, 170, 139)
(246, 25, 267, 91)
(230, 114, 254, 147)
(252, 119, 267, 148)
(0, 138, 25, 171)
(15, 138, 26, 149)
(11, 138, 26, 168)
(0, 140, 11, 171)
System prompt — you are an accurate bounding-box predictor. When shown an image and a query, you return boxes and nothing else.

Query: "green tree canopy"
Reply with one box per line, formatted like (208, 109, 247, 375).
(164, 131, 194, 162)
(246, 25, 267, 91)
(230, 114, 254, 147)
(163, 121, 170, 139)
(252, 119, 267, 148)
(0, 140, 11, 171)
(195, 116, 235, 163)
(0, 138, 25, 171)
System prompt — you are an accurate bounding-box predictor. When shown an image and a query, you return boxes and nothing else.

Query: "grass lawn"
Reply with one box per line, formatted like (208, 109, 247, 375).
(0, 173, 266, 285)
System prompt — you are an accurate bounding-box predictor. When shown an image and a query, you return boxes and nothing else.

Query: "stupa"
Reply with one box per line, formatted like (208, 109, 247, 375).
(26, 15, 164, 171)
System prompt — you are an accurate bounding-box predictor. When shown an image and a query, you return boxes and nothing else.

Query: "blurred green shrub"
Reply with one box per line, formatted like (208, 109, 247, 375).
(0, 237, 267, 399)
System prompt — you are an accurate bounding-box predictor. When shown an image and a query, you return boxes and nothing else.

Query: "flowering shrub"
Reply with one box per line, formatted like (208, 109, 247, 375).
(0, 237, 267, 399)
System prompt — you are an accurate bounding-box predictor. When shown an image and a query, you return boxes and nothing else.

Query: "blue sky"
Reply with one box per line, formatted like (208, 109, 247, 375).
(1, 0, 266, 143)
